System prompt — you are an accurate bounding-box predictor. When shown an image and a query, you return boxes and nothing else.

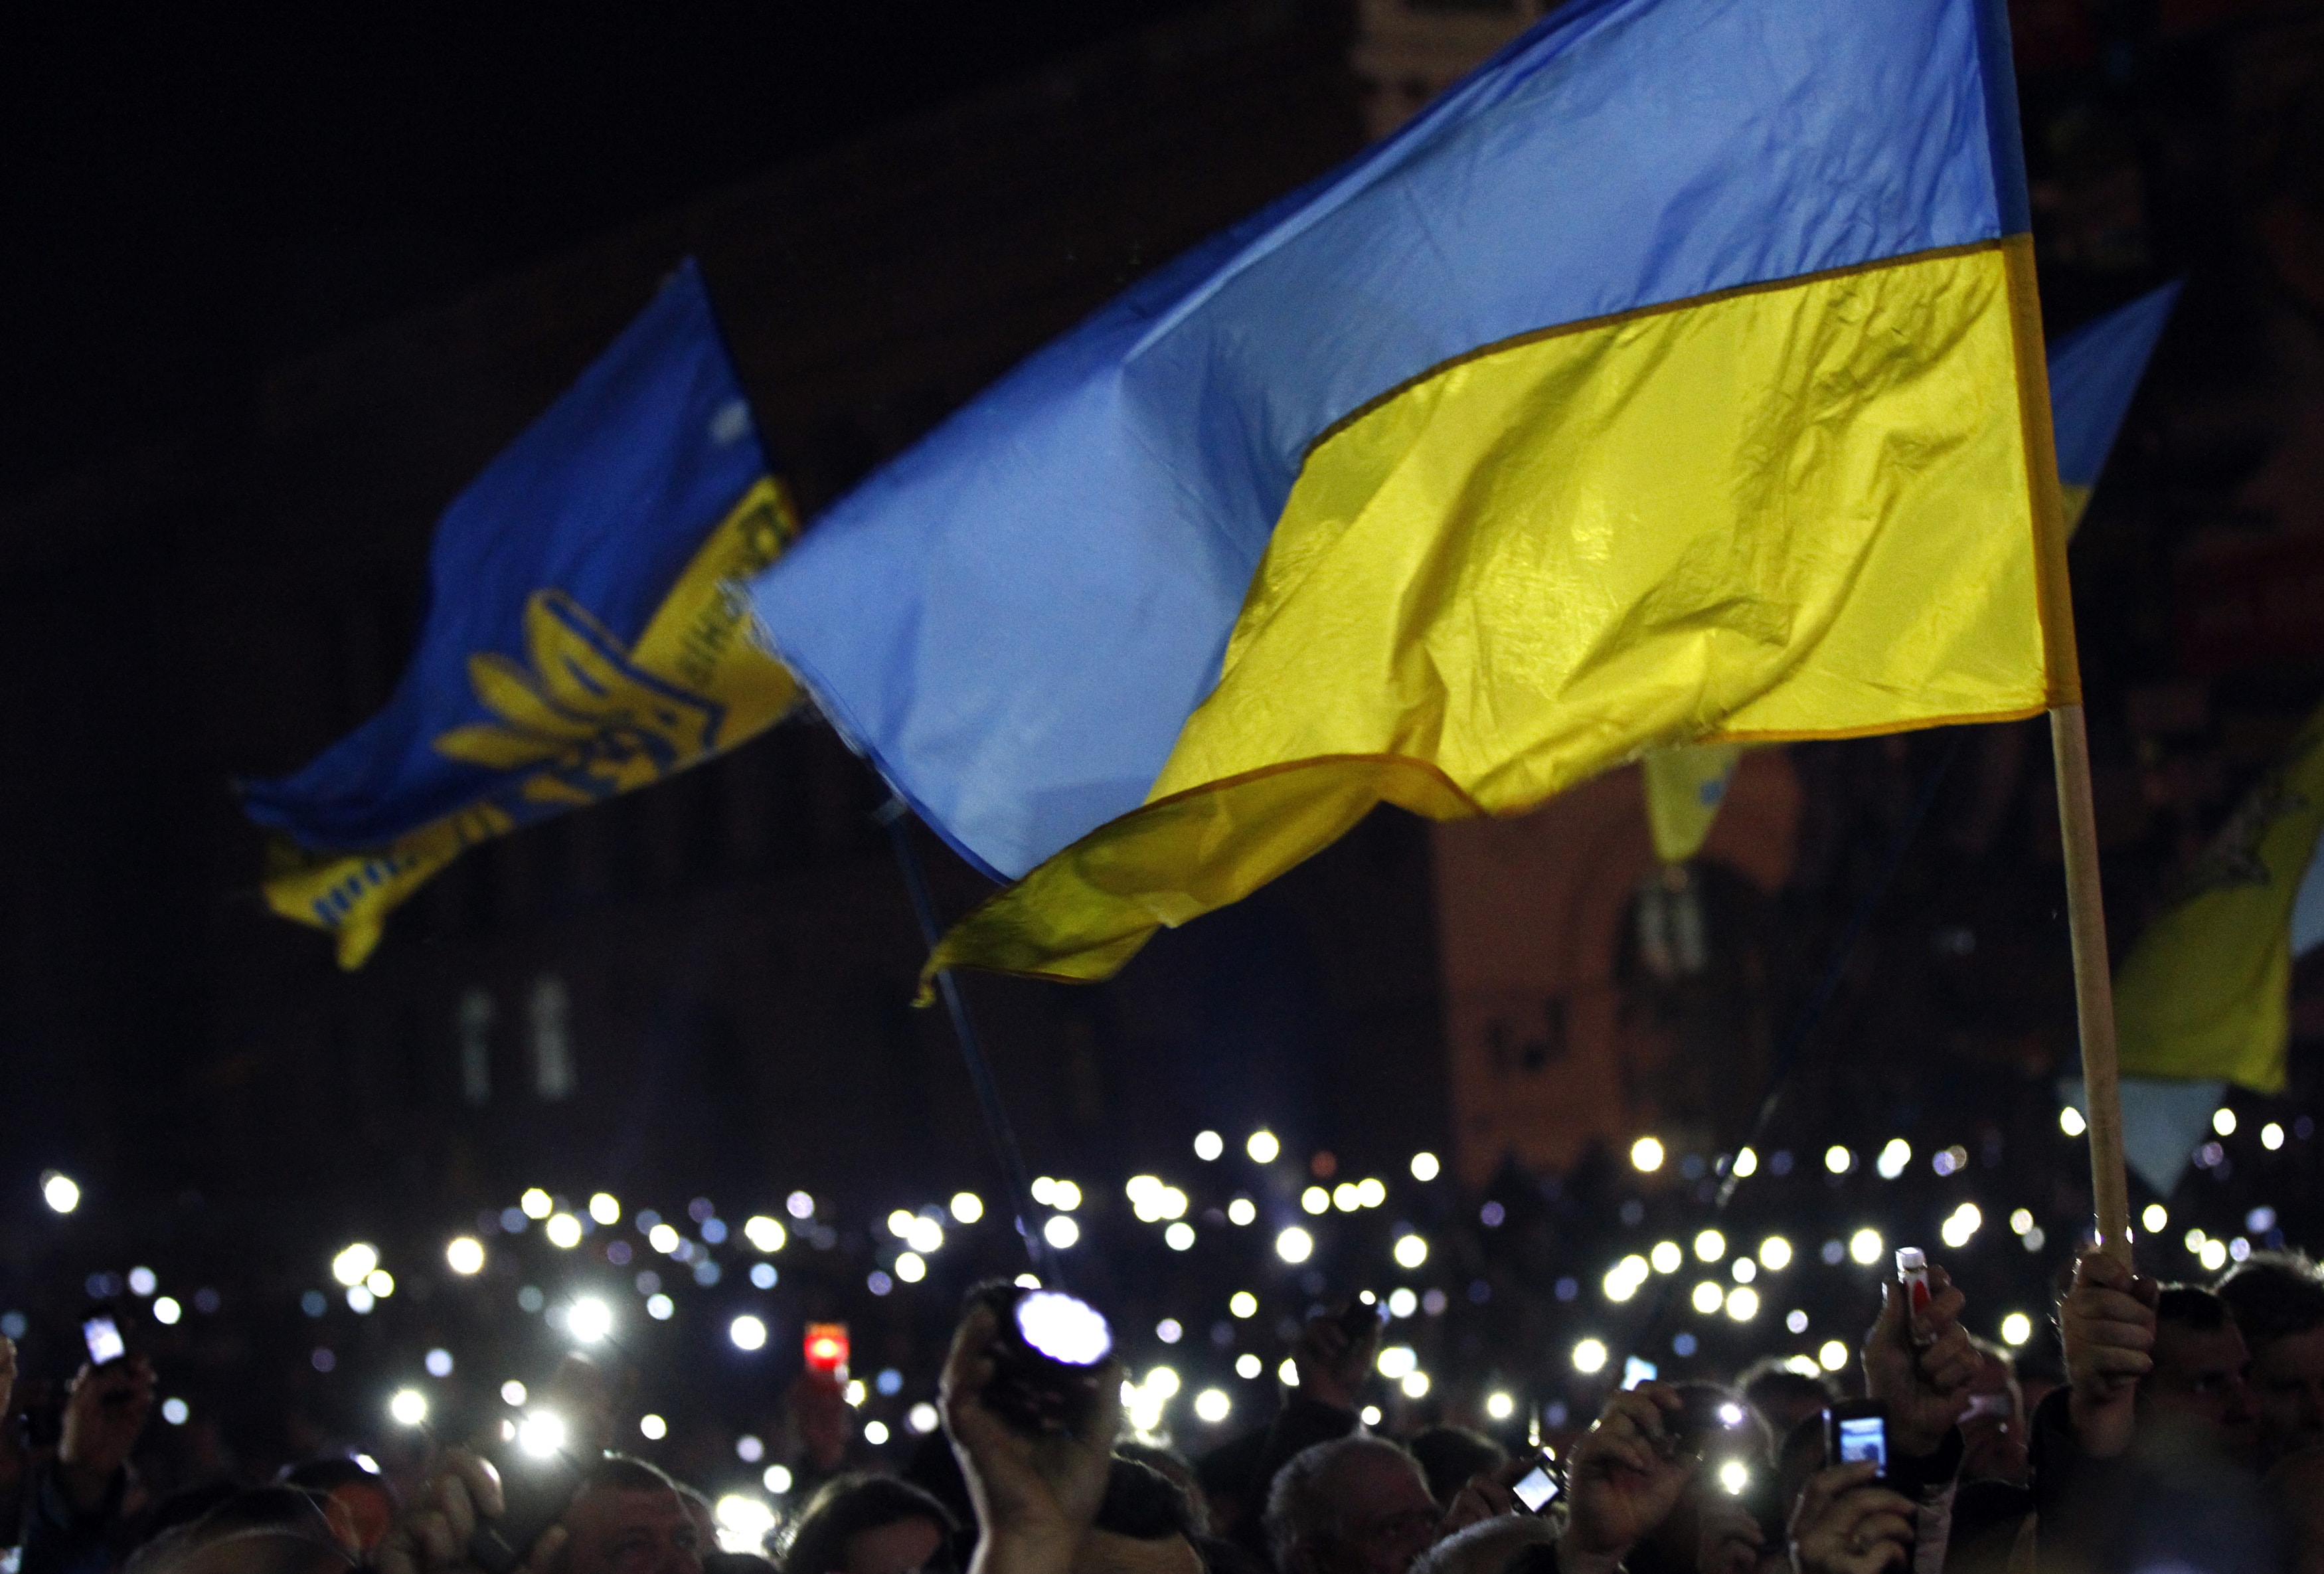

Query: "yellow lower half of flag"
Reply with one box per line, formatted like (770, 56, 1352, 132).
(928, 238, 2070, 991)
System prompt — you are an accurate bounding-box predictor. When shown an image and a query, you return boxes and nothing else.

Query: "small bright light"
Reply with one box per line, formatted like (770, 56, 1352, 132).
(2214, 1107, 2238, 1136)
(589, 1193, 621, 1225)
(366, 1269, 396, 1298)
(1650, 1241, 1683, 1274)
(347, 1287, 376, 1314)
(895, 1252, 927, 1283)
(1731, 1259, 1756, 1283)
(1377, 1345, 1418, 1379)
(1147, 1366, 1181, 1398)
(426, 1348, 454, 1377)
(730, 1315, 768, 1351)
(1787, 1310, 1809, 1334)
(1818, 1341, 1849, 1372)
(1388, 1286, 1419, 1318)
(1195, 1389, 1232, 1423)
(1876, 1138, 1912, 1180)
(1759, 1236, 1791, 1270)
(1411, 1152, 1441, 1181)
(1357, 1178, 1386, 1208)
(153, 1296, 182, 1326)
(1236, 1353, 1263, 1379)
(639, 1413, 667, 1440)
(2264, 1122, 2287, 1151)
(786, 1191, 815, 1219)
(1718, 1460, 1749, 1496)
(1195, 1131, 1224, 1161)
(1228, 1198, 1257, 1226)
(908, 1403, 940, 1435)
(949, 1192, 985, 1225)
(2009, 1209, 2034, 1235)
(1043, 1216, 1080, 1249)
(714, 1495, 777, 1555)
(161, 1397, 189, 1425)
(1692, 1281, 1724, 1314)
(647, 1294, 673, 1320)
(1825, 1146, 1853, 1175)
(1230, 1291, 1258, 1318)
(517, 1411, 566, 1458)
(1485, 1391, 1515, 1421)
(1276, 1227, 1313, 1264)
(331, 1244, 379, 1287)
(569, 1296, 613, 1344)
(1400, 1371, 1430, 1399)
(845, 1379, 868, 1407)
(1394, 1234, 1428, 1269)
(1165, 1222, 1196, 1251)
(501, 1380, 528, 1407)
(1333, 1183, 1360, 1212)
(1280, 1359, 1300, 1385)
(1849, 1227, 1884, 1266)
(447, 1237, 485, 1274)
(743, 1215, 786, 1253)
(2060, 1106, 2086, 1138)
(1941, 1204, 1983, 1249)
(649, 1223, 681, 1254)
(1301, 1187, 1329, 1215)
(1694, 1229, 1726, 1262)
(1732, 1147, 1759, 1178)
(1052, 1180, 1083, 1212)
(863, 1420, 890, 1446)
(1572, 1338, 1609, 1374)
(128, 1267, 157, 1297)
(907, 1217, 946, 1258)
(521, 1189, 552, 1219)
(1605, 1256, 1648, 1302)
(389, 1389, 428, 1427)
(1999, 1312, 2033, 1347)
(41, 1174, 79, 1214)
(1631, 1136, 1666, 1172)
(2200, 1239, 2228, 1272)
(1726, 1286, 1760, 1321)
(1248, 1130, 1282, 1164)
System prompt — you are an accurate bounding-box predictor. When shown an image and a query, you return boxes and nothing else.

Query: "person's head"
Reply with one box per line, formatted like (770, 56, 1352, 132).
(280, 1457, 400, 1556)
(558, 1454, 705, 1574)
(2219, 1253, 2324, 1466)
(1959, 1337, 2027, 1486)
(1735, 1359, 1839, 1442)
(780, 1474, 959, 1574)
(2141, 1284, 2257, 1466)
(1404, 1427, 1507, 1510)
(124, 1487, 357, 1574)
(1264, 1437, 1440, 1574)
(1074, 1458, 1204, 1574)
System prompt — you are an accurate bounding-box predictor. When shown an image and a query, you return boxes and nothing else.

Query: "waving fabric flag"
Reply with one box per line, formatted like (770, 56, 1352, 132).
(748, 0, 2074, 991)
(1638, 282, 2179, 867)
(242, 262, 799, 967)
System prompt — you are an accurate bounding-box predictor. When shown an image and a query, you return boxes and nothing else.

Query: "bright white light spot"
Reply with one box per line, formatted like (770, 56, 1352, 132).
(1280, 1359, 1300, 1386)
(347, 1286, 376, 1314)
(128, 1267, 157, 1297)
(2009, 1209, 2034, 1236)
(517, 1411, 566, 1458)
(1999, 1312, 2033, 1347)
(1731, 1258, 1756, 1283)
(1229, 1291, 1258, 1318)
(1357, 1178, 1386, 1208)
(1228, 1198, 1257, 1226)
(569, 1297, 613, 1344)
(589, 1193, 621, 1225)
(1650, 1241, 1683, 1274)
(1572, 1338, 1609, 1374)
(1631, 1136, 1666, 1172)
(1195, 1388, 1232, 1423)
(1411, 1152, 1441, 1181)
(1726, 1286, 1760, 1321)
(1376, 1345, 1418, 1379)
(949, 1193, 984, 1225)
(1052, 1180, 1083, 1212)
(1485, 1391, 1515, 1420)
(1165, 1222, 1196, 1251)
(1818, 1341, 1849, 1372)
(1333, 1183, 1360, 1212)
(2059, 1106, 2086, 1138)
(2264, 1122, 2286, 1151)
(1043, 1216, 1080, 1250)
(649, 1223, 681, 1254)
(1941, 1204, 1982, 1250)
(1361, 1404, 1383, 1425)
(501, 1380, 528, 1406)
(447, 1237, 486, 1274)
(908, 1403, 940, 1435)
(1157, 1319, 1183, 1344)
(1394, 1234, 1428, 1269)
(647, 1294, 673, 1320)
(390, 1389, 428, 1427)
(738, 1434, 765, 1462)
(640, 1413, 667, 1440)
(1146, 1365, 1181, 1398)
(152, 1296, 181, 1326)
(521, 1189, 552, 1219)
(2200, 1239, 2228, 1272)
(546, 1213, 582, 1249)
(1400, 1371, 1430, 1399)
(1876, 1138, 1912, 1180)
(1195, 1131, 1224, 1161)
(2214, 1108, 2238, 1136)
(786, 1191, 815, 1219)
(41, 1174, 79, 1213)
(161, 1397, 189, 1425)
(1759, 1236, 1792, 1270)
(1718, 1460, 1749, 1496)
(1301, 1187, 1329, 1215)
(1849, 1228, 1884, 1265)
(366, 1269, 396, 1298)
(1387, 1286, 1418, 1318)
(1825, 1146, 1853, 1176)
(744, 1215, 786, 1253)
(1695, 1229, 1726, 1262)
(714, 1495, 776, 1555)
(895, 1252, 927, 1283)
(426, 1348, 454, 1377)
(730, 1315, 768, 1351)
(1276, 1227, 1313, 1265)
(1236, 1353, 1263, 1379)
(845, 1379, 867, 1407)
(1692, 1281, 1724, 1314)
(863, 1420, 890, 1445)
(1787, 1310, 1809, 1334)
(1732, 1148, 1758, 1178)
(331, 1244, 379, 1287)
(1248, 1131, 1281, 1164)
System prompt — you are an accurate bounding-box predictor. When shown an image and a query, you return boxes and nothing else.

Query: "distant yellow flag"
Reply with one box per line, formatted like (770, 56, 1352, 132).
(1643, 744, 1744, 865)
(2114, 701, 2324, 1094)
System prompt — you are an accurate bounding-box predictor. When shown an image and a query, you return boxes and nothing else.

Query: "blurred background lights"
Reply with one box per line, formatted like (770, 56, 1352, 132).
(546, 1213, 583, 1249)
(2060, 1106, 2086, 1137)
(1817, 1341, 1849, 1371)
(863, 1420, 890, 1445)
(908, 1403, 940, 1435)
(1043, 1216, 1080, 1250)
(1280, 1359, 1299, 1386)
(1248, 1131, 1281, 1163)
(1759, 1236, 1792, 1270)
(41, 1173, 80, 1213)
(730, 1315, 769, 1351)
(347, 1285, 376, 1315)
(446, 1237, 485, 1274)
(2000, 1312, 2033, 1346)
(714, 1496, 776, 1555)
(161, 1398, 189, 1426)
(1301, 1187, 1329, 1215)
(896, 1253, 928, 1282)
(1825, 1146, 1853, 1175)
(1194, 1131, 1224, 1161)
(948, 1193, 983, 1225)
(1726, 1286, 1760, 1320)
(389, 1388, 428, 1426)
(1393, 1234, 1428, 1269)
(1235, 1354, 1262, 1379)
(2264, 1122, 2286, 1150)
(1730, 1259, 1756, 1284)
(1229, 1291, 1258, 1318)
(1786, 1310, 1809, 1334)
(744, 1215, 787, 1252)
(2214, 1107, 2238, 1136)
(639, 1414, 667, 1440)
(2201, 1238, 2229, 1271)
(1376, 1345, 1418, 1379)
(1875, 1138, 1912, 1180)
(647, 1294, 674, 1320)
(1849, 1227, 1884, 1265)
(1194, 1388, 1231, 1423)
(331, 1244, 378, 1287)
(501, 1380, 528, 1406)
(517, 1411, 566, 1458)
(648, 1224, 681, 1254)
(153, 1296, 182, 1326)
(1165, 1223, 1196, 1251)
(520, 1189, 552, 1219)
(1485, 1391, 1515, 1420)
(1276, 1227, 1313, 1264)
(1227, 1198, 1258, 1226)
(1387, 1287, 1419, 1318)
(588, 1193, 621, 1225)
(426, 1348, 454, 1377)
(1718, 1460, 1750, 1496)
(786, 1191, 814, 1219)
(1940, 1203, 1983, 1249)
(568, 1296, 613, 1344)
(365, 1269, 395, 1298)
(1731, 1147, 1758, 1178)
(764, 1464, 795, 1495)
(1400, 1371, 1430, 1399)
(1410, 1151, 1440, 1181)
(1572, 1338, 1608, 1373)
(1693, 1229, 1726, 1262)
(736, 1434, 764, 1462)
(1691, 1281, 1723, 1314)
(1650, 1241, 1683, 1274)
(1630, 1136, 1665, 1172)
(127, 1267, 157, 1297)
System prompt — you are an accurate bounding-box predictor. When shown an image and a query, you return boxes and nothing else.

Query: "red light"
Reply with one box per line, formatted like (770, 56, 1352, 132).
(805, 1322, 850, 1377)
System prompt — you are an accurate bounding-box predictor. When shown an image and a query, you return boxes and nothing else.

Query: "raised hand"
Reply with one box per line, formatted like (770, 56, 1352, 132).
(1562, 1384, 1692, 1574)
(2058, 1246, 2158, 1459)
(58, 1357, 153, 1512)
(1863, 1261, 1979, 1456)
(373, 1449, 567, 1574)
(1289, 1306, 1380, 1415)
(1789, 1463, 1917, 1574)
(940, 1302, 1121, 1574)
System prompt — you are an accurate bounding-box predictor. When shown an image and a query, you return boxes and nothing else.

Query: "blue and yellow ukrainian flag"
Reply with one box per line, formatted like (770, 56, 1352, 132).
(242, 261, 799, 966)
(748, 0, 2073, 990)
(1637, 282, 2179, 865)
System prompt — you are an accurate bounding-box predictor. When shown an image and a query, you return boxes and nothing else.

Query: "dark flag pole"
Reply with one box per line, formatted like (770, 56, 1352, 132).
(876, 796, 1056, 1284)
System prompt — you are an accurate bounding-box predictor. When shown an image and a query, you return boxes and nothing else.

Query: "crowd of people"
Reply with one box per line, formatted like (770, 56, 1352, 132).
(10, 1231, 2324, 1574)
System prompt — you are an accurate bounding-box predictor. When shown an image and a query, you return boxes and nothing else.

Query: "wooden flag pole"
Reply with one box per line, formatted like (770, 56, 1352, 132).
(2050, 702, 2133, 1262)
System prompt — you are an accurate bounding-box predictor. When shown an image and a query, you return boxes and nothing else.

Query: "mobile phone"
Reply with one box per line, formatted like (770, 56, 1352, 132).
(1670, 1386, 1750, 1452)
(469, 1427, 588, 1574)
(1511, 1448, 1561, 1514)
(970, 1281, 1114, 1436)
(82, 1313, 125, 1367)
(1621, 1356, 1659, 1391)
(803, 1323, 850, 1379)
(1337, 1294, 1385, 1340)
(1825, 1401, 1889, 1478)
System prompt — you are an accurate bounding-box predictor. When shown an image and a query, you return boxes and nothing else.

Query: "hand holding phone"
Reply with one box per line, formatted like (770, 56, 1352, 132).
(82, 1312, 126, 1368)
(1511, 1448, 1562, 1514)
(1824, 1401, 1890, 1479)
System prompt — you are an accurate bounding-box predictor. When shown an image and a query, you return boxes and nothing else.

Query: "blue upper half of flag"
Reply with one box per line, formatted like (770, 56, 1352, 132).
(746, 0, 2029, 882)
(242, 260, 768, 850)
(2048, 280, 2181, 487)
